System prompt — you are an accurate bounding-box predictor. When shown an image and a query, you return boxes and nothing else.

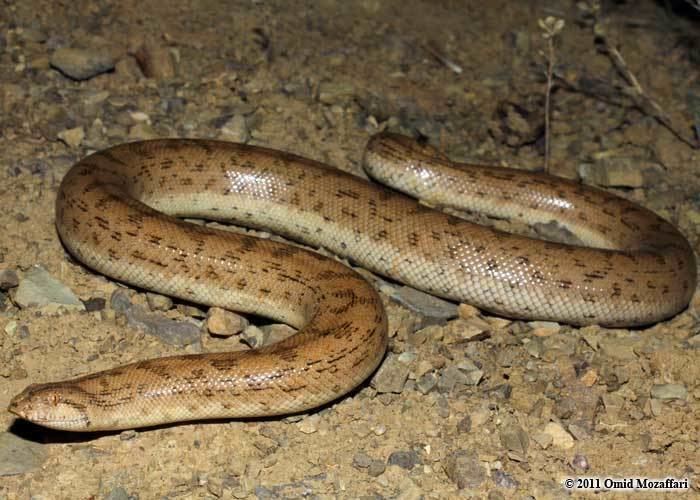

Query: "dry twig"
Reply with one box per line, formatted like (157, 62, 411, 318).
(578, 1, 697, 148)
(538, 16, 565, 173)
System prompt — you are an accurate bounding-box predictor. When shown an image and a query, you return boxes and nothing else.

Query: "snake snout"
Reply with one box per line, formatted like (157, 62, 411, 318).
(8, 383, 90, 431)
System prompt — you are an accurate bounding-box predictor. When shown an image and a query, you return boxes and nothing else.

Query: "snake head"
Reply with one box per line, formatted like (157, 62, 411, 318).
(8, 383, 90, 431)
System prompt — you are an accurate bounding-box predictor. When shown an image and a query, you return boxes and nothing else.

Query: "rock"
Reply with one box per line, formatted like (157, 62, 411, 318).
(240, 325, 268, 348)
(492, 469, 519, 489)
(484, 384, 512, 400)
(448, 319, 490, 342)
(176, 303, 207, 318)
(553, 396, 577, 420)
(128, 122, 158, 140)
(395, 478, 422, 500)
(0, 269, 19, 290)
(367, 459, 386, 477)
(219, 114, 250, 143)
(0, 432, 47, 476)
(146, 292, 173, 311)
(650, 384, 687, 400)
(390, 286, 458, 322)
(82, 297, 106, 312)
(57, 126, 85, 147)
(527, 321, 561, 337)
(457, 303, 480, 319)
(598, 337, 638, 361)
(577, 157, 663, 188)
(438, 365, 470, 392)
(456, 359, 484, 385)
(207, 307, 248, 336)
(543, 422, 574, 449)
(132, 41, 176, 79)
(110, 288, 133, 312)
(532, 431, 553, 449)
(686, 333, 700, 347)
(387, 450, 421, 470)
(571, 454, 590, 471)
(500, 425, 529, 455)
(568, 423, 591, 441)
(415, 372, 438, 394)
(50, 47, 116, 80)
(14, 265, 84, 312)
(104, 487, 130, 500)
(125, 305, 200, 346)
(579, 368, 598, 387)
(260, 324, 297, 344)
(443, 450, 486, 489)
(371, 354, 410, 393)
(296, 414, 320, 434)
(523, 337, 544, 358)
(352, 452, 372, 469)
(457, 415, 472, 433)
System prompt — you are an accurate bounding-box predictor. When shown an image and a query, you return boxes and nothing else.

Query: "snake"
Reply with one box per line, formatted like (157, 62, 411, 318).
(8, 133, 696, 431)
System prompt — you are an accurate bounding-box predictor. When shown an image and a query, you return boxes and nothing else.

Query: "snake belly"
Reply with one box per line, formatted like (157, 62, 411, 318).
(8, 133, 696, 431)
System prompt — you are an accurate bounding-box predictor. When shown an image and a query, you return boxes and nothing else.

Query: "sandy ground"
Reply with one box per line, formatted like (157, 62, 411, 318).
(1, 0, 699, 498)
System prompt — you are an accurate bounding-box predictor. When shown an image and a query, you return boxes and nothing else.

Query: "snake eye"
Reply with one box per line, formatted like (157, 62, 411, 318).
(49, 393, 60, 406)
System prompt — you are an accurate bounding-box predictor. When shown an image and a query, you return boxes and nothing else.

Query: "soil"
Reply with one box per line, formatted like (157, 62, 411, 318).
(1, 0, 699, 498)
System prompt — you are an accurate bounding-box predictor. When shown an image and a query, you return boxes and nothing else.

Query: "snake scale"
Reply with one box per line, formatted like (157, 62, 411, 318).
(8, 133, 696, 431)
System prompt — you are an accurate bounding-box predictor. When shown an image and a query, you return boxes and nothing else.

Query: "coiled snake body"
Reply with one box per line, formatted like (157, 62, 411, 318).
(9, 133, 696, 431)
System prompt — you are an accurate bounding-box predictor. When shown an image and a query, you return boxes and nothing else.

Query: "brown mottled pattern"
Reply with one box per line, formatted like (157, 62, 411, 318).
(8, 133, 696, 431)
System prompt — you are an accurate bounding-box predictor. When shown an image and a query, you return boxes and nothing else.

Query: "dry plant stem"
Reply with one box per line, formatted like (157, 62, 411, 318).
(544, 35, 554, 173)
(539, 16, 564, 173)
(589, 9, 697, 148)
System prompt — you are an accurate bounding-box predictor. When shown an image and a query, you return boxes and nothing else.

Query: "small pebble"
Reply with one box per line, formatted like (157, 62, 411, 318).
(352, 452, 372, 469)
(387, 450, 420, 470)
(367, 459, 386, 477)
(650, 383, 687, 400)
(415, 372, 438, 395)
(296, 414, 320, 434)
(371, 354, 409, 393)
(110, 288, 133, 312)
(390, 286, 458, 322)
(219, 114, 250, 143)
(132, 41, 175, 79)
(456, 415, 472, 433)
(571, 453, 590, 471)
(500, 425, 529, 455)
(57, 126, 85, 147)
(578, 157, 662, 188)
(104, 487, 130, 500)
(259, 323, 296, 344)
(207, 307, 248, 336)
(50, 47, 116, 80)
(125, 305, 200, 346)
(443, 449, 486, 489)
(14, 265, 84, 312)
(82, 297, 106, 312)
(532, 431, 553, 451)
(0, 269, 19, 290)
(527, 321, 561, 337)
(241, 325, 268, 348)
(146, 292, 173, 311)
(542, 422, 574, 449)
(492, 469, 519, 489)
